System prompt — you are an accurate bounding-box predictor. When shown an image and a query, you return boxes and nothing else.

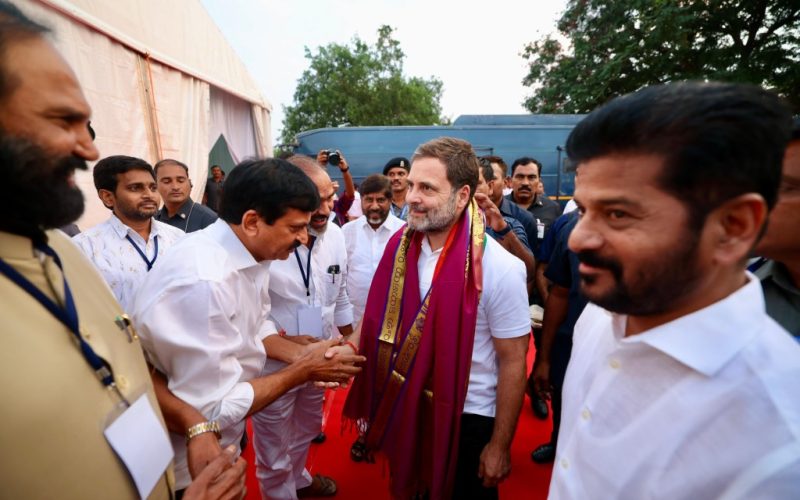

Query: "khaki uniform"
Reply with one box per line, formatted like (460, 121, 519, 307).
(0, 230, 173, 499)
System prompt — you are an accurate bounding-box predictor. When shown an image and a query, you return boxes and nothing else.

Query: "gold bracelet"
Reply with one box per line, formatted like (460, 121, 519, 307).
(185, 421, 221, 443)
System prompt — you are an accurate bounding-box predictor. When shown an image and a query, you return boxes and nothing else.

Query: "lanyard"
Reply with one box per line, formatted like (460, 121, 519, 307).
(293, 237, 316, 298)
(125, 234, 159, 271)
(0, 244, 129, 406)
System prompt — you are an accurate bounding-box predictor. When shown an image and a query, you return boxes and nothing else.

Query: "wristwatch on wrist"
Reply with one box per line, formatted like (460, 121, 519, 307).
(185, 421, 221, 443)
(339, 166, 349, 173)
(494, 224, 512, 238)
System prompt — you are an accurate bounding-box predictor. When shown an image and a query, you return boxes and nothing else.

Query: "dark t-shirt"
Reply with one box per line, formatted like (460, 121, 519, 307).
(156, 198, 218, 233)
(543, 211, 588, 339)
(504, 193, 563, 254)
(498, 196, 537, 253)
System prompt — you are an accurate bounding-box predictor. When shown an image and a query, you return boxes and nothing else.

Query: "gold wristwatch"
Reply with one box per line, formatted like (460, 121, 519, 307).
(185, 421, 221, 443)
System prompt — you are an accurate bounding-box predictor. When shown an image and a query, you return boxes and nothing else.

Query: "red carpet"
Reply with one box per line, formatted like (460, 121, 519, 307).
(241, 335, 553, 499)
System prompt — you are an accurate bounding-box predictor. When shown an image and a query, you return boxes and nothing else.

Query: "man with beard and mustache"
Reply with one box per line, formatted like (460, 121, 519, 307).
(384, 156, 411, 220)
(252, 154, 355, 499)
(548, 82, 800, 499)
(73, 155, 184, 312)
(155, 158, 218, 233)
(342, 174, 405, 325)
(342, 137, 530, 499)
(0, 2, 248, 497)
(133, 158, 365, 495)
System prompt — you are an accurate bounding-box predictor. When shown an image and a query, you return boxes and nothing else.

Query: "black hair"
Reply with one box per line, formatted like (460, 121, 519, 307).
(566, 82, 792, 228)
(93, 155, 154, 193)
(0, 1, 50, 100)
(359, 174, 392, 199)
(478, 157, 496, 183)
(218, 158, 320, 225)
(510, 156, 542, 176)
(481, 155, 508, 177)
(154, 158, 189, 176)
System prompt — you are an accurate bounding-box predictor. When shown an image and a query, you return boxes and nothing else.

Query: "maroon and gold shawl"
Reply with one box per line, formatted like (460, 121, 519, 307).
(344, 200, 485, 499)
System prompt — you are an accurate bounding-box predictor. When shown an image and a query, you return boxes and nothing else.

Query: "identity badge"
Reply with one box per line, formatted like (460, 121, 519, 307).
(297, 303, 323, 338)
(103, 394, 173, 498)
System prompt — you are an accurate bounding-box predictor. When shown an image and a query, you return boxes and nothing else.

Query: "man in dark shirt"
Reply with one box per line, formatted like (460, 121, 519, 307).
(530, 210, 587, 463)
(203, 164, 224, 212)
(484, 155, 549, 419)
(483, 156, 538, 253)
(155, 159, 217, 232)
(506, 156, 563, 253)
(751, 117, 800, 338)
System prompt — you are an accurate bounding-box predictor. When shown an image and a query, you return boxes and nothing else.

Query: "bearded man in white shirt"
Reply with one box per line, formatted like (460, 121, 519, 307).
(133, 158, 365, 494)
(549, 82, 800, 499)
(342, 174, 405, 325)
(252, 155, 357, 499)
(73, 155, 184, 311)
(342, 137, 531, 499)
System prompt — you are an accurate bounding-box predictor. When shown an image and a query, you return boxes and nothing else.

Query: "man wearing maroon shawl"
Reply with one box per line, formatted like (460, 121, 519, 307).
(342, 137, 531, 499)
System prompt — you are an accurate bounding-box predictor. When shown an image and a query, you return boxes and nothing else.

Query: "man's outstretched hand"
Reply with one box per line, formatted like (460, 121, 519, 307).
(184, 445, 247, 500)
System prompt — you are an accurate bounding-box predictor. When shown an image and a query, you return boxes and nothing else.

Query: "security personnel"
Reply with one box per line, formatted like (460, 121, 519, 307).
(155, 159, 218, 233)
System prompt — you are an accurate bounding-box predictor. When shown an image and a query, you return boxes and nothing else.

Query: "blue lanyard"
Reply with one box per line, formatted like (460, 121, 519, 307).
(125, 234, 158, 271)
(294, 237, 316, 297)
(0, 244, 128, 405)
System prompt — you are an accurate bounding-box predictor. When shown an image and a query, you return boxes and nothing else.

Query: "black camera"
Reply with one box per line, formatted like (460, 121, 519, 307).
(323, 149, 341, 167)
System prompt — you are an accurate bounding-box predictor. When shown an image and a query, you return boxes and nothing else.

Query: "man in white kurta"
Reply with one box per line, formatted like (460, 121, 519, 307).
(134, 219, 274, 489)
(547, 82, 800, 499)
(253, 157, 354, 499)
(133, 160, 364, 492)
(342, 174, 405, 324)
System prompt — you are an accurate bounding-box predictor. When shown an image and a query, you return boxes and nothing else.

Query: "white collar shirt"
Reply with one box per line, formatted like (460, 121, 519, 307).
(342, 213, 405, 324)
(418, 235, 530, 417)
(132, 219, 277, 489)
(72, 214, 184, 311)
(549, 274, 800, 500)
(265, 221, 354, 350)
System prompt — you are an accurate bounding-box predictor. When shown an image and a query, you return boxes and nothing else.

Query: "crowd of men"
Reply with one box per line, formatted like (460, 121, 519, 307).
(1, 2, 799, 500)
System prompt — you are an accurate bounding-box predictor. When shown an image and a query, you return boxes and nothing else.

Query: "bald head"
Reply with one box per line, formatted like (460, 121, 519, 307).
(288, 154, 331, 184)
(287, 154, 334, 233)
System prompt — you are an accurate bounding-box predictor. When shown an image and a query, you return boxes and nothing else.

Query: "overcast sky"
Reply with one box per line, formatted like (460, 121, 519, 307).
(200, 0, 568, 144)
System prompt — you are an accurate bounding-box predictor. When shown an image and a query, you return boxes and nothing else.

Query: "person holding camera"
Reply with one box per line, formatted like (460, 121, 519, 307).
(317, 149, 355, 226)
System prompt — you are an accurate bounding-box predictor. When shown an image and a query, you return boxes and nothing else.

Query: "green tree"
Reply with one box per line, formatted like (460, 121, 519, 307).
(521, 0, 800, 113)
(280, 26, 446, 145)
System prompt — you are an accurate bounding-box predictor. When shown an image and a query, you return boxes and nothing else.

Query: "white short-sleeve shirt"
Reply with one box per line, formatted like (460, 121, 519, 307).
(418, 235, 530, 417)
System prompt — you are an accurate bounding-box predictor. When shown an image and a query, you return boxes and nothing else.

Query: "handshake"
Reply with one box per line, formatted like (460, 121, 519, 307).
(283, 334, 364, 388)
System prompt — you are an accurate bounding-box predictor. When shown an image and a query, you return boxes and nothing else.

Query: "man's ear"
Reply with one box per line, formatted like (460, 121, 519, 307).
(98, 189, 115, 210)
(708, 193, 768, 265)
(456, 184, 471, 210)
(239, 209, 261, 237)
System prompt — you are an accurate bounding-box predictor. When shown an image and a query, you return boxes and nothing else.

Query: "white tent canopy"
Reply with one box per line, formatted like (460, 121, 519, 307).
(17, 0, 272, 229)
